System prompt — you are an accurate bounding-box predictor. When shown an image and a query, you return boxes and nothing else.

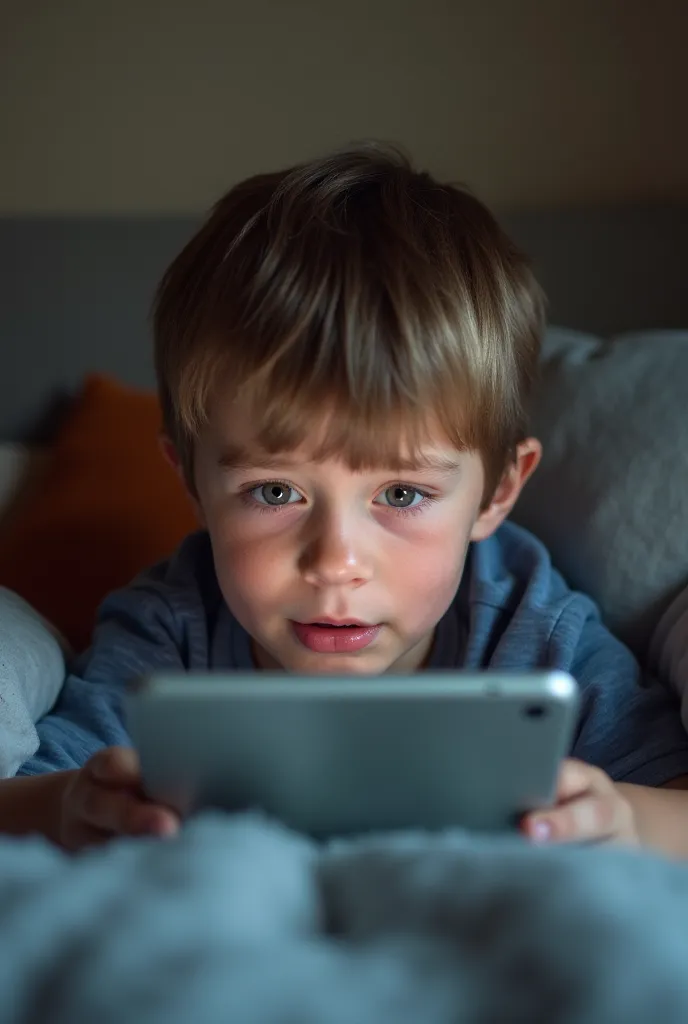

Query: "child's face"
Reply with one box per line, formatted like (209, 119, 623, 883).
(173, 399, 539, 675)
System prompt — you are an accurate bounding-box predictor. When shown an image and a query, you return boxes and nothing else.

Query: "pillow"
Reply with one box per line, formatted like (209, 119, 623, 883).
(651, 583, 688, 726)
(512, 328, 688, 659)
(0, 587, 68, 777)
(0, 375, 197, 653)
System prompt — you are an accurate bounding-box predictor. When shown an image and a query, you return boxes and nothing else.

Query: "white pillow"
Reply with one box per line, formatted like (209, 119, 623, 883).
(0, 587, 67, 776)
(512, 328, 688, 659)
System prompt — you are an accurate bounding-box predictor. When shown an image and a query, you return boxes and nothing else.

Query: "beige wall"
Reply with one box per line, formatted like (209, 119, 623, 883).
(1, 0, 686, 214)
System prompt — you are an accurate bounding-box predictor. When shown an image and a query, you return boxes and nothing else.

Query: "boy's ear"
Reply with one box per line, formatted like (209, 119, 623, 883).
(159, 434, 181, 475)
(159, 434, 206, 526)
(470, 438, 541, 543)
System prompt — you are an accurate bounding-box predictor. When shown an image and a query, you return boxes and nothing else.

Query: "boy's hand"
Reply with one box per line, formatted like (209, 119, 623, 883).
(522, 758, 639, 847)
(60, 746, 180, 851)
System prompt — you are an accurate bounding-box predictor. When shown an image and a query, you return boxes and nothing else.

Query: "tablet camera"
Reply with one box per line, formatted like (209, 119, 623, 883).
(523, 704, 547, 719)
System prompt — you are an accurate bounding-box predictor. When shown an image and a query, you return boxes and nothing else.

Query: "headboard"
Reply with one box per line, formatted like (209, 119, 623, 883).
(2, 205, 687, 441)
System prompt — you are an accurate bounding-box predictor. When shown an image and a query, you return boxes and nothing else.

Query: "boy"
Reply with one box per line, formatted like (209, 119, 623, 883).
(3, 143, 688, 854)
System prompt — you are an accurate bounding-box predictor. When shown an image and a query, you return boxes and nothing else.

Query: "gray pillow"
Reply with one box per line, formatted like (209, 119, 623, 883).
(512, 328, 688, 659)
(0, 587, 68, 776)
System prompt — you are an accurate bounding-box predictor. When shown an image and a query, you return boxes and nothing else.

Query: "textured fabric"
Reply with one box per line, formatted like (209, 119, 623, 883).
(0, 588, 67, 777)
(19, 523, 688, 786)
(2, 814, 688, 1024)
(651, 584, 688, 732)
(512, 328, 688, 659)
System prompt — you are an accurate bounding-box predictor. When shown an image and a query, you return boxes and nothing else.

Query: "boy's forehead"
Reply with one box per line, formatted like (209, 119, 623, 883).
(203, 392, 469, 473)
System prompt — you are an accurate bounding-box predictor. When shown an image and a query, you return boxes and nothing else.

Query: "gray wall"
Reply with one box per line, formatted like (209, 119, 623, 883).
(2, 0, 687, 215)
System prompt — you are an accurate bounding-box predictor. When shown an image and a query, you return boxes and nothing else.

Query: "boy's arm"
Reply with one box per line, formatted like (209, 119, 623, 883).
(523, 759, 688, 858)
(552, 600, 688, 855)
(0, 772, 74, 844)
(0, 577, 190, 842)
(562, 607, 688, 792)
(619, 776, 688, 859)
(0, 748, 180, 851)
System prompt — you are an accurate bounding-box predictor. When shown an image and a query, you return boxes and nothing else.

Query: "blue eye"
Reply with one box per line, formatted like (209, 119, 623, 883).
(374, 485, 425, 509)
(251, 482, 303, 506)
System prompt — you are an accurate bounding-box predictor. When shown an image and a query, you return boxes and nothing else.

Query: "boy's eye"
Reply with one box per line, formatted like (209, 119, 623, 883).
(251, 482, 302, 506)
(374, 485, 424, 509)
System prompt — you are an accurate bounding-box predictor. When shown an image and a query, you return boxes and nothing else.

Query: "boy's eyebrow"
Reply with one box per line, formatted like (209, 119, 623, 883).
(388, 454, 464, 474)
(217, 445, 463, 474)
(217, 446, 298, 471)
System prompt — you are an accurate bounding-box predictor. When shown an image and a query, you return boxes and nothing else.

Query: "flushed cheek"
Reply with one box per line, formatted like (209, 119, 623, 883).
(385, 522, 466, 623)
(212, 532, 295, 613)
(400, 551, 463, 627)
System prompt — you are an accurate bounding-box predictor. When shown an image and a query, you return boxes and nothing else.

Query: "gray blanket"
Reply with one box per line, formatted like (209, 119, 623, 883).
(1, 814, 688, 1023)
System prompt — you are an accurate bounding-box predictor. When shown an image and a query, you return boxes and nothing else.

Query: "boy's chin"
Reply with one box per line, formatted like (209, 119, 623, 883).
(276, 650, 390, 676)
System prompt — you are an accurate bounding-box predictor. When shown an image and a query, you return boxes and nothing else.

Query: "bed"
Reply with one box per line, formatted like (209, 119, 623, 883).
(0, 207, 688, 1023)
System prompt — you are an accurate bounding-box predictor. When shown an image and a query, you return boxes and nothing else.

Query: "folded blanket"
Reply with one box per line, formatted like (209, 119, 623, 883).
(1, 814, 688, 1024)
(0, 588, 68, 777)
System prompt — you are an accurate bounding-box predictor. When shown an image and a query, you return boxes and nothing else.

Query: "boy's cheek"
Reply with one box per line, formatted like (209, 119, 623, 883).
(212, 537, 292, 618)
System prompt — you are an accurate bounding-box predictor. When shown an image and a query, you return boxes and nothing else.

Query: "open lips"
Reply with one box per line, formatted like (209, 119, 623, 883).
(291, 620, 382, 653)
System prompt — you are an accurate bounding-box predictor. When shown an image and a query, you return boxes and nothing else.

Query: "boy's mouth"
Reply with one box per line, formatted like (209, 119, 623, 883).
(291, 620, 382, 654)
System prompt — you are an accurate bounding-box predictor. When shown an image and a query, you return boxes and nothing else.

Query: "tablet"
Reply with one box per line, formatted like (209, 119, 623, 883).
(126, 671, 579, 838)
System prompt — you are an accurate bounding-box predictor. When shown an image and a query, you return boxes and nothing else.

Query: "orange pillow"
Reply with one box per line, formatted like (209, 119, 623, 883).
(0, 375, 198, 652)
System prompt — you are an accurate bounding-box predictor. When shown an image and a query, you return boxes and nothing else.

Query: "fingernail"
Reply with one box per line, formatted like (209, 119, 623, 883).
(531, 819, 552, 843)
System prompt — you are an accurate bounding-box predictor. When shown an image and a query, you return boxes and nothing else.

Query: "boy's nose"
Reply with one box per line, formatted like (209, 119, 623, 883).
(300, 514, 372, 588)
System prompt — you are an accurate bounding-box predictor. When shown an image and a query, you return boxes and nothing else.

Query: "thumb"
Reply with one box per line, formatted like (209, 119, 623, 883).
(87, 746, 141, 787)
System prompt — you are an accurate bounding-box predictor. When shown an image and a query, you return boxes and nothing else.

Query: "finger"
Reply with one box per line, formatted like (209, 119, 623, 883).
(520, 760, 599, 841)
(86, 747, 142, 788)
(75, 779, 179, 837)
(555, 758, 611, 803)
(126, 804, 180, 838)
(63, 821, 114, 853)
(67, 811, 177, 851)
(527, 793, 620, 845)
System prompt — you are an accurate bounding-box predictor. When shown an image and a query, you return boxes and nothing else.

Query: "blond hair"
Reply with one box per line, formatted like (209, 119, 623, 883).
(153, 143, 544, 501)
